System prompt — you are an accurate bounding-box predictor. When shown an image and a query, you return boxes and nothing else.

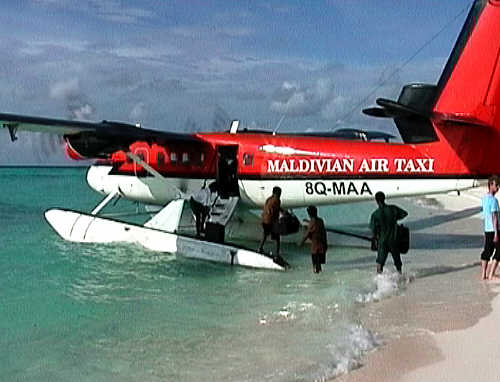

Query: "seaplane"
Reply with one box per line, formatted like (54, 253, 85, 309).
(1, 0, 498, 270)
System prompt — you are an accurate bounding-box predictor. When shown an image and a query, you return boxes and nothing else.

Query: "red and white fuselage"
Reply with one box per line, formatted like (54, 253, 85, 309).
(86, 128, 479, 208)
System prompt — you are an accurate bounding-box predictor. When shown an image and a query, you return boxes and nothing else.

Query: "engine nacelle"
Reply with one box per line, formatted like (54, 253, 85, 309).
(64, 134, 124, 160)
(65, 138, 87, 160)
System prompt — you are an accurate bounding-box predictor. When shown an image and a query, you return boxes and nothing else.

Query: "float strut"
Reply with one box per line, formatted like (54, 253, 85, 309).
(91, 190, 119, 215)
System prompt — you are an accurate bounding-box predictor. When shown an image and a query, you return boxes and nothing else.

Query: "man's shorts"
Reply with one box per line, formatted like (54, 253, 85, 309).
(481, 231, 500, 261)
(262, 223, 280, 239)
(376, 242, 402, 269)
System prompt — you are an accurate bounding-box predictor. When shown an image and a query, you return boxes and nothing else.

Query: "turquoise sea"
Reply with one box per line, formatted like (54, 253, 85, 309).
(0, 167, 483, 381)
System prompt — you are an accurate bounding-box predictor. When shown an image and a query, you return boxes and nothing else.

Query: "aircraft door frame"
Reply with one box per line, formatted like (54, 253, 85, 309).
(216, 145, 239, 199)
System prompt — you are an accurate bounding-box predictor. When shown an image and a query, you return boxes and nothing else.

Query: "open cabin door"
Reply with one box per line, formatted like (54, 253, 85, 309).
(216, 145, 239, 199)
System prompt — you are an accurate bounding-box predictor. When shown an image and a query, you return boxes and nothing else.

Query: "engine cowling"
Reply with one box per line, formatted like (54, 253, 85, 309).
(65, 138, 87, 160)
(64, 134, 124, 160)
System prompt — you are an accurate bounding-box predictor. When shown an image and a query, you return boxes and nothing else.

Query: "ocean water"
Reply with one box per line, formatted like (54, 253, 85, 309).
(0, 167, 482, 381)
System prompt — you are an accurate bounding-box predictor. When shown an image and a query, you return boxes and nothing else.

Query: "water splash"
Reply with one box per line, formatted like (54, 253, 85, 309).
(308, 324, 379, 381)
(357, 271, 408, 303)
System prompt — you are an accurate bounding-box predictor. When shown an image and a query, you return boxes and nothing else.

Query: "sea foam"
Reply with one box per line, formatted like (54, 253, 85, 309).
(357, 271, 407, 303)
(308, 324, 379, 381)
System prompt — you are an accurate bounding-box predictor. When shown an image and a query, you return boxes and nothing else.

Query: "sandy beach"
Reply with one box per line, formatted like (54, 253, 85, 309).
(336, 185, 500, 382)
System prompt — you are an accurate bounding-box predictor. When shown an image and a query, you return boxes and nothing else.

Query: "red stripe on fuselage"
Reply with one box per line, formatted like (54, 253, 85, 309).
(107, 127, 483, 180)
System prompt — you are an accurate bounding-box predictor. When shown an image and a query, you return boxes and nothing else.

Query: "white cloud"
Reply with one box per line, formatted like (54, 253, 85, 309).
(50, 79, 95, 120)
(270, 78, 335, 117)
(50, 78, 80, 100)
(71, 104, 94, 120)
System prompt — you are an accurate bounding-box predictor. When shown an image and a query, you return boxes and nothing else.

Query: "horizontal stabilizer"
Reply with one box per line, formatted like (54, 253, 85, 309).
(363, 84, 438, 143)
(363, 98, 430, 119)
(432, 111, 493, 128)
(330, 128, 395, 142)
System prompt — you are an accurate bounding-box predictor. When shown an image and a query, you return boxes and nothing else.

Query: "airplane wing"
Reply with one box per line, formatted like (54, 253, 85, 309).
(0, 112, 101, 137)
(0, 112, 200, 158)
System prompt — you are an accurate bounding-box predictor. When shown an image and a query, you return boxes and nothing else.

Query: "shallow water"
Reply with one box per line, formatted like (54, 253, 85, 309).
(0, 167, 483, 381)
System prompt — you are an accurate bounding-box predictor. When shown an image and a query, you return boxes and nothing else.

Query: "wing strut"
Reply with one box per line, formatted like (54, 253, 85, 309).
(126, 153, 185, 199)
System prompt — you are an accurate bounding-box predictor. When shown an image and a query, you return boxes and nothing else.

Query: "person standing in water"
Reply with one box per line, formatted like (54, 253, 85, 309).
(258, 186, 282, 256)
(370, 191, 408, 274)
(299, 206, 328, 273)
(480, 176, 500, 280)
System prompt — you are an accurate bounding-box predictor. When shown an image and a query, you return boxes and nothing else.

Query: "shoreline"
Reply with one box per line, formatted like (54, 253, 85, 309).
(336, 266, 497, 382)
(335, 186, 500, 382)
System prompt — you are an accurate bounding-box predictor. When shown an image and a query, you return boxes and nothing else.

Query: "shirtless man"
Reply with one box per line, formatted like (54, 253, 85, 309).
(258, 186, 282, 256)
(299, 206, 328, 273)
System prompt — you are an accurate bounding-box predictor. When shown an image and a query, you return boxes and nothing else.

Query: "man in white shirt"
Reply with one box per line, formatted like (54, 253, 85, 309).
(190, 182, 218, 238)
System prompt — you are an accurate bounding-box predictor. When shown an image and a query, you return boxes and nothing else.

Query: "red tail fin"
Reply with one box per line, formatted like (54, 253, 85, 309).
(434, 0, 500, 127)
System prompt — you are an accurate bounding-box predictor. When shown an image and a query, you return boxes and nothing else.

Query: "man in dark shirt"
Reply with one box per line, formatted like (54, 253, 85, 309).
(370, 191, 408, 274)
(258, 186, 282, 256)
(300, 206, 328, 273)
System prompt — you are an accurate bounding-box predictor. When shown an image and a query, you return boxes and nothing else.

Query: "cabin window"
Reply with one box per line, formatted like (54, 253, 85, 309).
(137, 153, 145, 162)
(157, 152, 165, 165)
(182, 152, 189, 164)
(243, 153, 253, 166)
(170, 152, 177, 164)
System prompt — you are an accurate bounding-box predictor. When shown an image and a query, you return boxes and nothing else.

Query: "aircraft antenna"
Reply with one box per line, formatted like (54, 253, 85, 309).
(333, 1, 471, 130)
(272, 114, 286, 135)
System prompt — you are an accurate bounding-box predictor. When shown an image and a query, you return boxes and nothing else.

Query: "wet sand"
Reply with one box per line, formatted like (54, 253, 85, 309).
(337, 267, 497, 382)
(336, 186, 500, 382)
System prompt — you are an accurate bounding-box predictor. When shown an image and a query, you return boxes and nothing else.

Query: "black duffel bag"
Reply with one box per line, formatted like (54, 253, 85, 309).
(396, 224, 410, 254)
(277, 211, 300, 236)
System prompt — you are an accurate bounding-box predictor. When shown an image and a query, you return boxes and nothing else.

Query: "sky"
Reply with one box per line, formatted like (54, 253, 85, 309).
(0, 0, 472, 164)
